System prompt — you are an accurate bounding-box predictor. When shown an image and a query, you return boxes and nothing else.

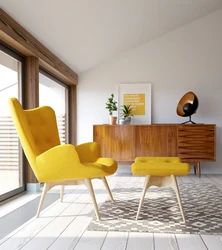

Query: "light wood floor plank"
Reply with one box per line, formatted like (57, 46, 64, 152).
(179, 176, 194, 184)
(0, 217, 53, 250)
(127, 232, 154, 250)
(176, 234, 207, 250)
(201, 234, 222, 250)
(201, 175, 222, 191)
(20, 216, 74, 250)
(101, 231, 128, 250)
(188, 175, 205, 184)
(118, 174, 133, 183)
(176, 177, 183, 184)
(74, 231, 107, 250)
(48, 205, 96, 250)
(154, 233, 179, 250)
(217, 175, 222, 181)
(208, 175, 222, 186)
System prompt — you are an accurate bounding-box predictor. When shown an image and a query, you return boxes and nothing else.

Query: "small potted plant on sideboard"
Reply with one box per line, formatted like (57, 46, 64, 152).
(119, 104, 134, 124)
(105, 93, 118, 125)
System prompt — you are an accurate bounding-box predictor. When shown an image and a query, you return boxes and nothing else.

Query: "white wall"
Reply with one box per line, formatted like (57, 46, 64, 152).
(77, 9, 222, 174)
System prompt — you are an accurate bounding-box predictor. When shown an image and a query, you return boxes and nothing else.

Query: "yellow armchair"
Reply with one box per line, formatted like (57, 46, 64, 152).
(9, 98, 117, 220)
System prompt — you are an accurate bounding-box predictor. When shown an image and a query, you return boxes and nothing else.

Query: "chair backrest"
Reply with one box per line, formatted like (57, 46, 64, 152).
(8, 98, 61, 179)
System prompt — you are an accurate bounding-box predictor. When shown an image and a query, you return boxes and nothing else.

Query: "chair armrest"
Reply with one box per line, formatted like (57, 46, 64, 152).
(36, 144, 83, 182)
(75, 142, 101, 163)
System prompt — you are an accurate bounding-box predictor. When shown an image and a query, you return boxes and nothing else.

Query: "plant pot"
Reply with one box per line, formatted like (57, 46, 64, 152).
(119, 117, 131, 125)
(109, 116, 117, 125)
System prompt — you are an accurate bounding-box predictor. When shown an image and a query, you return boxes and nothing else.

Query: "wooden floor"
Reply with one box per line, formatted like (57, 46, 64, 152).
(0, 174, 222, 250)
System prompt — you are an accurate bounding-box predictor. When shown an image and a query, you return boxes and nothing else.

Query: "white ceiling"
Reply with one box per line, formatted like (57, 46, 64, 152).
(1, 0, 222, 74)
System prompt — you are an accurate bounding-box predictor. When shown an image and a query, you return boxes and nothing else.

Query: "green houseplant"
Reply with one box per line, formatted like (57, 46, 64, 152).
(105, 93, 118, 125)
(119, 105, 134, 124)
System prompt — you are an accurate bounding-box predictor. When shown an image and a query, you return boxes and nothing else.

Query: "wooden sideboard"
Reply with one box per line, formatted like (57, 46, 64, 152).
(93, 124, 216, 177)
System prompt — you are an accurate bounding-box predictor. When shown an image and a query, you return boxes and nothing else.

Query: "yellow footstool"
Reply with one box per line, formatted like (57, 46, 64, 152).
(131, 157, 190, 222)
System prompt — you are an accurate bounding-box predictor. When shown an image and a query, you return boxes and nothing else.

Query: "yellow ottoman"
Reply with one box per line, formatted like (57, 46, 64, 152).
(131, 157, 190, 222)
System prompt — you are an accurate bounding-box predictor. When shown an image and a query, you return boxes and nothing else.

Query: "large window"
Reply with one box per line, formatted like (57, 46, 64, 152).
(0, 45, 25, 201)
(39, 71, 69, 144)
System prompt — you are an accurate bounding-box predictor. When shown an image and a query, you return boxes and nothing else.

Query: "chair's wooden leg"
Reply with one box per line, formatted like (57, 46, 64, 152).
(60, 185, 65, 202)
(102, 177, 114, 202)
(136, 175, 150, 220)
(37, 182, 50, 218)
(171, 175, 186, 222)
(85, 179, 101, 220)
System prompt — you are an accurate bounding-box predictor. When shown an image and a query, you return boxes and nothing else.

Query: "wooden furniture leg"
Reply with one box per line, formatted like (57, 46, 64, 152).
(194, 163, 197, 175)
(197, 162, 201, 178)
(37, 183, 50, 217)
(102, 177, 115, 202)
(85, 178, 101, 220)
(171, 175, 185, 222)
(136, 175, 150, 220)
(60, 185, 65, 202)
(136, 175, 186, 222)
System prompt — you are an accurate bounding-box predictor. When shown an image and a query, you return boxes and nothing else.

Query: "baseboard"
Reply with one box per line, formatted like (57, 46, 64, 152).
(26, 183, 41, 193)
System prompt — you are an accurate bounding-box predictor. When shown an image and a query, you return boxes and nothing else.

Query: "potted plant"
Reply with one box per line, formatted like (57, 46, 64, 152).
(105, 93, 118, 125)
(119, 105, 134, 124)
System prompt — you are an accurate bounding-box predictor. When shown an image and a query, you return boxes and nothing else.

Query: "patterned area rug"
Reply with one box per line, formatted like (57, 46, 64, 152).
(87, 182, 222, 234)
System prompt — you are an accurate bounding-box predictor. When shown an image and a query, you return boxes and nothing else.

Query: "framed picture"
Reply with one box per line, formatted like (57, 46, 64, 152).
(117, 83, 152, 124)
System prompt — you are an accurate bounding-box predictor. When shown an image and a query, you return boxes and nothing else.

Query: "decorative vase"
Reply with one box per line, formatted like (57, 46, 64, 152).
(109, 116, 117, 125)
(119, 117, 131, 125)
(125, 117, 131, 124)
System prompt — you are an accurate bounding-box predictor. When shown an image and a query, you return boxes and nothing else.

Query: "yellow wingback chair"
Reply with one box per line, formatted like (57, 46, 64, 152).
(8, 98, 117, 220)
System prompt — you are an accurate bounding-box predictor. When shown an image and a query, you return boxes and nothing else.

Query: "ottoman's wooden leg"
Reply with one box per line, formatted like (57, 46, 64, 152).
(171, 175, 186, 222)
(136, 175, 151, 220)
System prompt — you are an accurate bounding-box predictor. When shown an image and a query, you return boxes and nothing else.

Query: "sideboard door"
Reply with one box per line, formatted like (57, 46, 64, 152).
(135, 125, 177, 157)
(103, 125, 136, 162)
(93, 125, 105, 155)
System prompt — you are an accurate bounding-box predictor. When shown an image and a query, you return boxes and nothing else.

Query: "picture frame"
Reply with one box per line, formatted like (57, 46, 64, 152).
(117, 83, 152, 124)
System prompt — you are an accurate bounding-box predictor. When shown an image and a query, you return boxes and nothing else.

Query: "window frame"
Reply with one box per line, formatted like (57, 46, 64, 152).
(0, 43, 26, 202)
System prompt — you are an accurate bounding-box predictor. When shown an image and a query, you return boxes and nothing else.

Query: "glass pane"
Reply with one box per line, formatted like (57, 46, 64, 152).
(0, 50, 23, 198)
(39, 72, 68, 144)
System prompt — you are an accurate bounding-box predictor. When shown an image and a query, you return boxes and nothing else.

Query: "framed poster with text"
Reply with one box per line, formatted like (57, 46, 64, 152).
(117, 83, 152, 124)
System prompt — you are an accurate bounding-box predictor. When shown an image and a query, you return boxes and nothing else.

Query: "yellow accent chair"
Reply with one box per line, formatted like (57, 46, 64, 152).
(9, 98, 118, 220)
(132, 157, 190, 222)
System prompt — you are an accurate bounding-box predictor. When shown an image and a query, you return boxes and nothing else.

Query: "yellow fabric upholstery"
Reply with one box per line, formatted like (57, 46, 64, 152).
(75, 142, 101, 163)
(36, 144, 118, 182)
(8, 98, 117, 182)
(8, 98, 118, 220)
(132, 157, 190, 176)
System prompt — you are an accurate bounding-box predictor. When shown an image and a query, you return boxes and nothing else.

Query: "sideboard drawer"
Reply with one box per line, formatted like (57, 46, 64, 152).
(177, 125, 216, 161)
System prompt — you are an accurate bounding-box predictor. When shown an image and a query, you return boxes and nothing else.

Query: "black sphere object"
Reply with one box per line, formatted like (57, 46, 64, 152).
(176, 91, 199, 124)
